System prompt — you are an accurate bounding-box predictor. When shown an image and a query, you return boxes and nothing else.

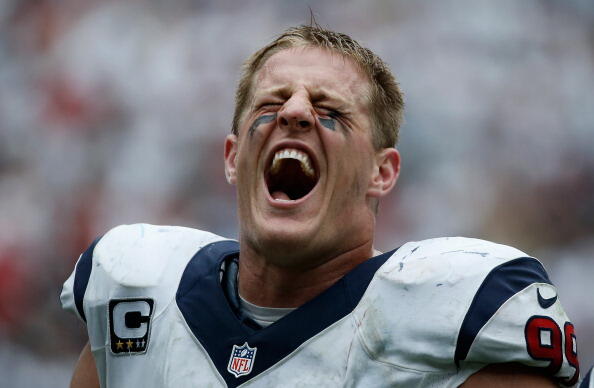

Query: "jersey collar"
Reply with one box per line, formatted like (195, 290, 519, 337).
(176, 240, 396, 387)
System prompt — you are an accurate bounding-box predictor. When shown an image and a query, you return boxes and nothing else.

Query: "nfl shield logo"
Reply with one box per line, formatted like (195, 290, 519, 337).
(227, 342, 257, 378)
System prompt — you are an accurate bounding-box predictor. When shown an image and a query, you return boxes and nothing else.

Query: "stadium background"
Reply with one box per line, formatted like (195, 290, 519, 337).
(0, 0, 592, 385)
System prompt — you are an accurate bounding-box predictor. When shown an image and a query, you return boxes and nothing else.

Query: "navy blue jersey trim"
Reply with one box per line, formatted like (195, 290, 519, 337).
(581, 365, 593, 388)
(176, 241, 397, 388)
(73, 236, 102, 322)
(454, 257, 552, 366)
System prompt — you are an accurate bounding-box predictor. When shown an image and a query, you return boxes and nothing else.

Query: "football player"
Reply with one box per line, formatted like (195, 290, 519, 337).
(62, 24, 580, 387)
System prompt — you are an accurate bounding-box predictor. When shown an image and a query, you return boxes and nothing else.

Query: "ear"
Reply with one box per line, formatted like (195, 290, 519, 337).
(224, 134, 238, 185)
(367, 148, 400, 198)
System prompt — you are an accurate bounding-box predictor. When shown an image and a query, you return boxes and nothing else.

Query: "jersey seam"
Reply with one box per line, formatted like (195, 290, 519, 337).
(152, 293, 175, 322)
(354, 315, 446, 375)
(351, 251, 449, 376)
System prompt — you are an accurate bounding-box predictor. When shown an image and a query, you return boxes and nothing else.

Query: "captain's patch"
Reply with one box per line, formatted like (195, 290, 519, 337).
(108, 298, 154, 355)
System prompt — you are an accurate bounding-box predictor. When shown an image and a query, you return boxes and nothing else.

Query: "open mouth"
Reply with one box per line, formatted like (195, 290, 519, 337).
(265, 148, 319, 201)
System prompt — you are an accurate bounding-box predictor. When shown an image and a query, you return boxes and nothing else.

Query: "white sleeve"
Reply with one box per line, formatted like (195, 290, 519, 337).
(60, 237, 102, 323)
(60, 223, 228, 387)
(453, 258, 580, 387)
(355, 238, 582, 386)
(60, 223, 226, 337)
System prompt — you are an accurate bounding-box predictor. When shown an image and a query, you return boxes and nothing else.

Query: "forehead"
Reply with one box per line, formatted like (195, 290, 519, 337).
(253, 46, 370, 108)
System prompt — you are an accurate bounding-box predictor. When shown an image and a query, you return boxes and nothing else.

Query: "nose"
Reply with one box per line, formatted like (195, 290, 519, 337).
(278, 93, 314, 132)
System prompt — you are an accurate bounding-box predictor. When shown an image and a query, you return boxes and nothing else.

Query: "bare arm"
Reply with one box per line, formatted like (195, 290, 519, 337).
(461, 363, 557, 388)
(70, 342, 99, 388)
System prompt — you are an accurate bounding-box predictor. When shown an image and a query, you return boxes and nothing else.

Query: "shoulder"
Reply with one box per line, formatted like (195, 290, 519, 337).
(376, 236, 548, 299)
(91, 223, 228, 287)
(381, 236, 533, 281)
(371, 237, 545, 306)
(60, 223, 233, 321)
(355, 237, 578, 383)
(358, 237, 537, 339)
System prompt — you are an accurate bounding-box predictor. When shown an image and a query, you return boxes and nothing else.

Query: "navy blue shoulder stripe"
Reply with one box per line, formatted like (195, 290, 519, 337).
(454, 257, 552, 366)
(73, 236, 102, 322)
(581, 365, 593, 388)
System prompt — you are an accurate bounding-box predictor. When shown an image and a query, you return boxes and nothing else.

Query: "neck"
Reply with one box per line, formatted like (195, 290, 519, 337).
(237, 239, 375, 308)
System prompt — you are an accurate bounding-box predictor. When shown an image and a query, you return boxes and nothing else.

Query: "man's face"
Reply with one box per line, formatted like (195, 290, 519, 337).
(225, 46, 399, 267)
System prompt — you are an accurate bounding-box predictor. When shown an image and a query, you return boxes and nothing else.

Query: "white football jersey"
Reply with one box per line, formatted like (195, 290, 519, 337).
(61, 224, 581, 387)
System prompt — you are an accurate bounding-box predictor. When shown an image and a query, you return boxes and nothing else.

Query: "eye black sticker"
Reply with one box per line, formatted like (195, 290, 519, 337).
(248, 114, 277, 137)
(318, 117, 336, 131)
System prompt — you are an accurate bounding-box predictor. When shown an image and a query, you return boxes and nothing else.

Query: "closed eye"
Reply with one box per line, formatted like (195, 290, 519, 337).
(315, 106, 352, 132)
(257, 102, 283, 110)
(315, 105, 344, 119)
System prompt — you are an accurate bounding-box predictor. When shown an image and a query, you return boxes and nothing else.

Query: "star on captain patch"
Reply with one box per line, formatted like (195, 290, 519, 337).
(108, 298, 154, 355)
(227, 342, 257, 378)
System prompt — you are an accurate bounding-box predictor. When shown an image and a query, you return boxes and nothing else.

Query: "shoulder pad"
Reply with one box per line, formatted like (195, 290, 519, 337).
(96, 223, 226, 287)
(375, 237, 530, 293)
(354, 237, 548, 372)
(61, 223, 231, 324)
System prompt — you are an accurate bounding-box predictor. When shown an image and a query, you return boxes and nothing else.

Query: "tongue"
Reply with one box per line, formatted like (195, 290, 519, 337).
(271, 191, 291, 201)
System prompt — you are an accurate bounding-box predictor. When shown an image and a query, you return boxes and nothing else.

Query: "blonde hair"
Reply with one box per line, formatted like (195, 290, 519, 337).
(231, 24, 404, 149)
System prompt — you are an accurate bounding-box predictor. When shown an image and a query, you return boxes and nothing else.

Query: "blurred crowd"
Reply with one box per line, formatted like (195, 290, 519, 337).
(0, 0, 592, 386)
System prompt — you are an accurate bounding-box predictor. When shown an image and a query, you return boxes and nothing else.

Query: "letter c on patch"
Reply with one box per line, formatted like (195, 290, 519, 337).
(113, 300, 151, 338)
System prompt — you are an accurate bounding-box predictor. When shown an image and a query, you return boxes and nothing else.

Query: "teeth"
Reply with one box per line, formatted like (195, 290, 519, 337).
(271, 148, 315, 177)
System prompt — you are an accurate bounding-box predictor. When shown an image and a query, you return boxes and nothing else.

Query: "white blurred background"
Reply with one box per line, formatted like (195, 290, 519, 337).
(0, 0, 592, 386)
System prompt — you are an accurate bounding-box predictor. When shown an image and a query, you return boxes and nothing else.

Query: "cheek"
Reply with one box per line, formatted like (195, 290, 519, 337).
(345, 148, 375, 195)
(234, 153, 257, 191)
(321, 131, 374, 194)
(331, 158, 368, 201)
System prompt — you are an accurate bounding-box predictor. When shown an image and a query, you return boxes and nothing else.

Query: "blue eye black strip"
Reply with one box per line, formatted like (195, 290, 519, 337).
(249, 114, 277, 137)
(318, 117, 336, 131)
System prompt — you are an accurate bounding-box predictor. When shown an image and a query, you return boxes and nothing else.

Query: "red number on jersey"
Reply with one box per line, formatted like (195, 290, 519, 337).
(525, 316, 563, 374)
(563, 322, 580, 385)
(524, 316, 579, 384)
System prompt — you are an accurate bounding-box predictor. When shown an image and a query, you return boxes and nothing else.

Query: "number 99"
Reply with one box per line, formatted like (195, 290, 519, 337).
(525, 316, 579, 386)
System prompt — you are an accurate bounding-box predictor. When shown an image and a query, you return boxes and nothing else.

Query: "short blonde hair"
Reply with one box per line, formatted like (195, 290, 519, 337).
(231, 24, 404, 149)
